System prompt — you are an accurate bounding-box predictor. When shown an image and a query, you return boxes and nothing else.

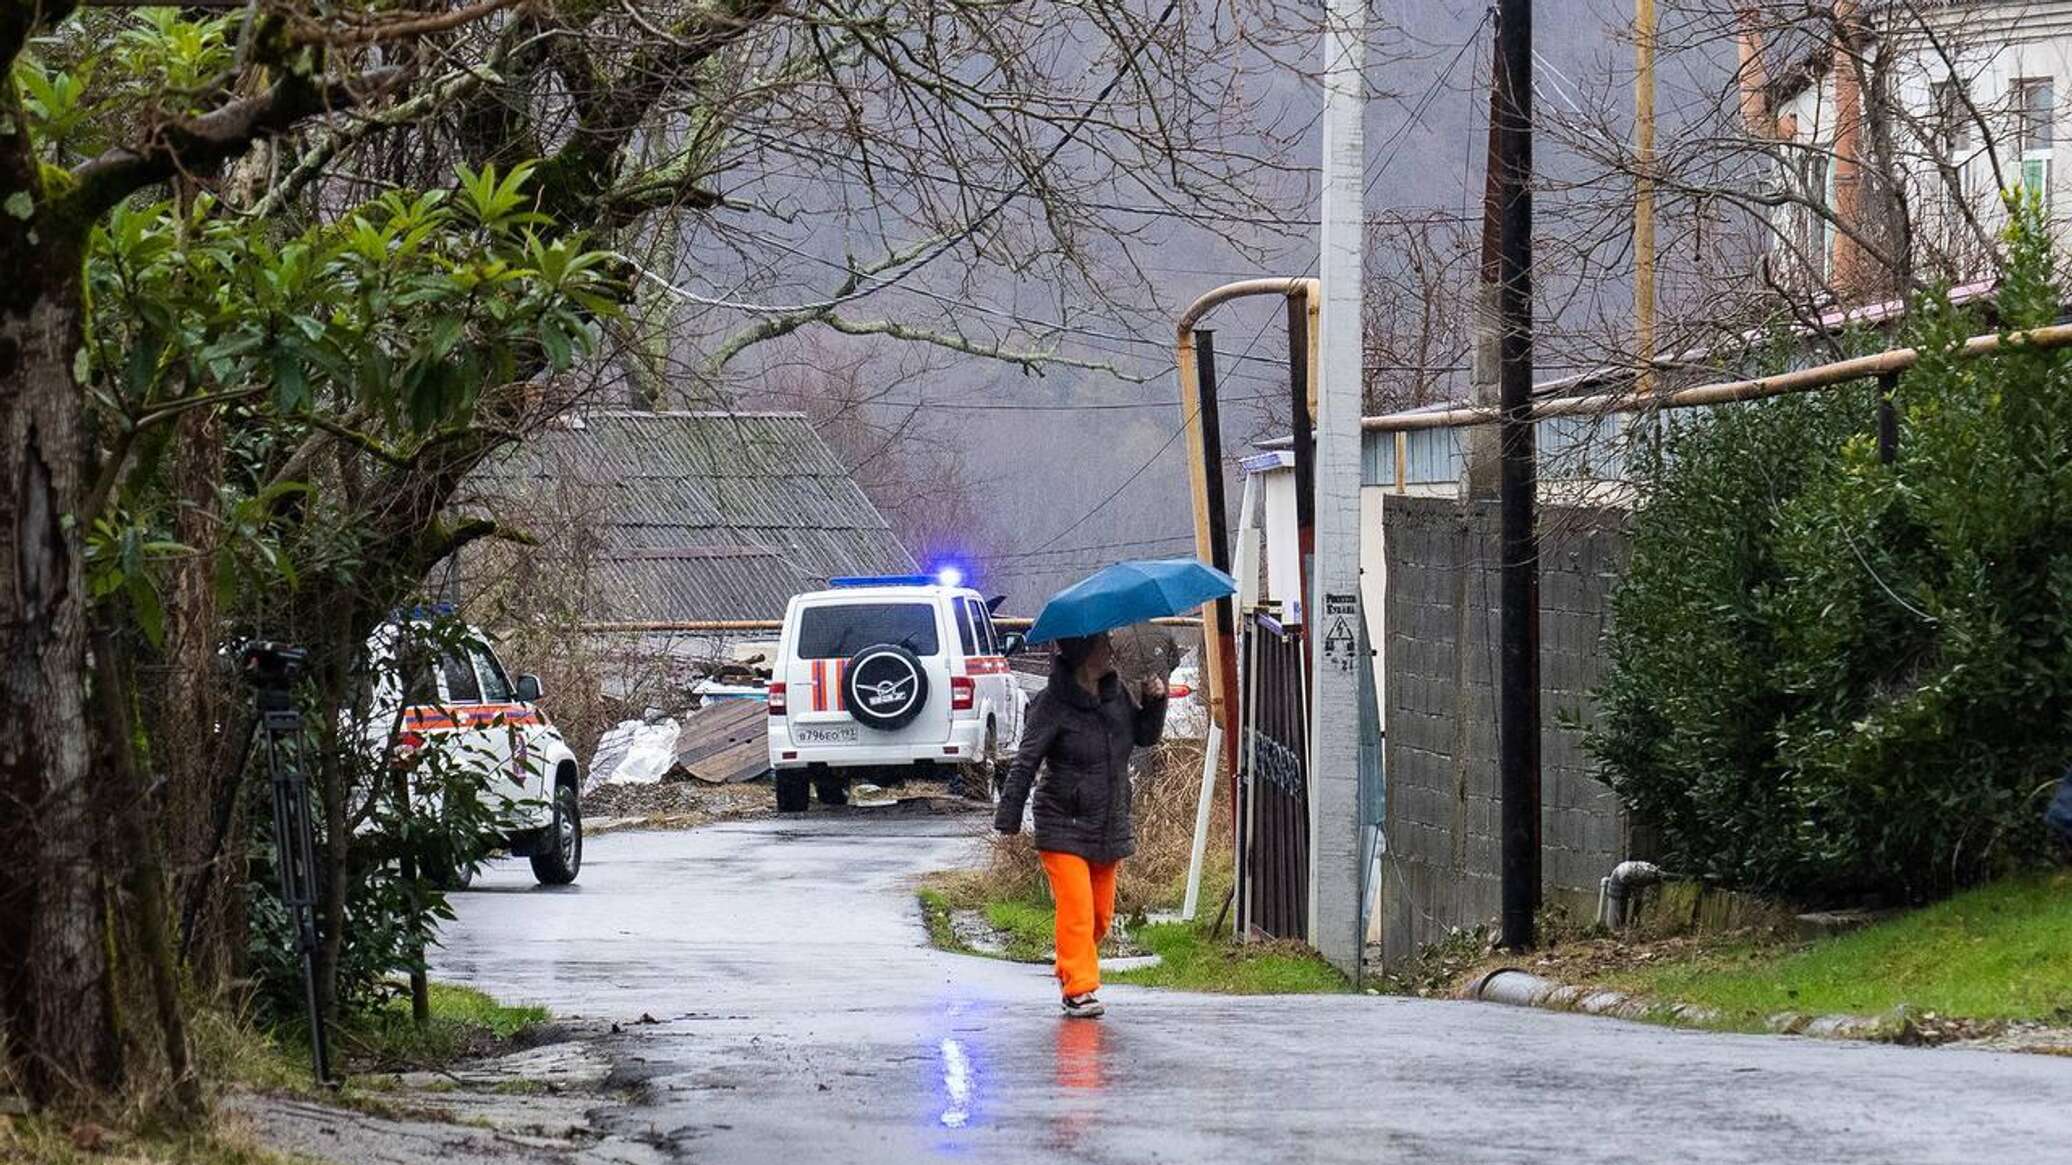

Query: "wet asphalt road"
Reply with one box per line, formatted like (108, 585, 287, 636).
(432, 809, 2072, 1164)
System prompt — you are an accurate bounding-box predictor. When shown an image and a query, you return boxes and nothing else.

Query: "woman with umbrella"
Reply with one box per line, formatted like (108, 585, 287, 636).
(993, 559, 1235, 1018)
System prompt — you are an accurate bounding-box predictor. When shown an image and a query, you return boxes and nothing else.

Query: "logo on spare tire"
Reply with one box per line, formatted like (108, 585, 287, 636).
(843, 643, 930, 731)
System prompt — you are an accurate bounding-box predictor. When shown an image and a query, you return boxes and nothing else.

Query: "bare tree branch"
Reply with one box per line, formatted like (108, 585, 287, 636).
(67, 67, 408, 226)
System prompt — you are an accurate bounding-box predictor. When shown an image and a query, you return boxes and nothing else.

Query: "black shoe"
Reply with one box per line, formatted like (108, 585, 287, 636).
(1061, 993, 1105, 1018)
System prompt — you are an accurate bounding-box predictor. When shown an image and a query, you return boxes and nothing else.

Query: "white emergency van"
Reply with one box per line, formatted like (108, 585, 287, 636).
(766, 575, 1027, 811)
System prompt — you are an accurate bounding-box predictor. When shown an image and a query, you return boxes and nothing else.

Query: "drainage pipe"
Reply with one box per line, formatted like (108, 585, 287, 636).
(1463, 968, 1565, 1008)
(1595, 859, 1666, 930)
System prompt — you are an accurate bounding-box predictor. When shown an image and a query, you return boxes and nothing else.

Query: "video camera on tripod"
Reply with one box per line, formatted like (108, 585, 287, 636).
(239, 640, 307, 698)
(237, 638, 334, 1087)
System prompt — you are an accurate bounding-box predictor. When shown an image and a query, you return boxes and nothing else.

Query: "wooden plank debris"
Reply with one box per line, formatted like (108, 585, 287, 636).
(668, 700, 771, 784)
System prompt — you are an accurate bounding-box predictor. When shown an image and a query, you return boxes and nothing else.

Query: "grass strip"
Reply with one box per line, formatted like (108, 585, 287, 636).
(1108, 923, 1348, 995)
(921, 887, 1346, 995)
(0, 1116, 296, 1165)
(1609, 870, 2072, 1027)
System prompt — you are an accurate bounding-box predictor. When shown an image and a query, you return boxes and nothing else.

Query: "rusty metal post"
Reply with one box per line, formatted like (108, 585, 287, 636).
(1194, 330, 1242, 777)
(1289, 290, 1317, 637)
(1878, 371, 1900, 464)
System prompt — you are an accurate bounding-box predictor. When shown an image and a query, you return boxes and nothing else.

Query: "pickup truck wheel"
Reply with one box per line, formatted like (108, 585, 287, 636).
(814, 773, 849, 806)
(776, 769, 811, 812)
(528, 783, 582, 886)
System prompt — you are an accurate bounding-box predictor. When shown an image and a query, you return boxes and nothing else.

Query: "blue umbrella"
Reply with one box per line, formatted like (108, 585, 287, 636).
(1026, 558, 1237, 645)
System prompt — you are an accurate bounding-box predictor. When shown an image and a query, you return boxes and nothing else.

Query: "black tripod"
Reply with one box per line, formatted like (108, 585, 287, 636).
(239, 641, 334, 1087)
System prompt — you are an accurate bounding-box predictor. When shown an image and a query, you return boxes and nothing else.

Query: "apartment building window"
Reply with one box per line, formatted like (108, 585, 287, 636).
(1934, 79, 1974, 159)
(2014, 77, 2054, 196)
(1792, 152, 1831, 282)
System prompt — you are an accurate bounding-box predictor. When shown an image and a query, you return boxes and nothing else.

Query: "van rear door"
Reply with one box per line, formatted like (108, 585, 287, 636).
(786, 598, 952, 746)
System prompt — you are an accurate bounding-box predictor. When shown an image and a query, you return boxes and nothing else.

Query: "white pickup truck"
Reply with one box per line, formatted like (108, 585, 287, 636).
(357, 619, 583, 885)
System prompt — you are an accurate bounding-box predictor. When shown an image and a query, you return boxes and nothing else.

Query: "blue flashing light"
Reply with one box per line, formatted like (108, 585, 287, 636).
(391, 600, 458, 621)
(933, 565, 966, 589)
(831, 574, 936, 588)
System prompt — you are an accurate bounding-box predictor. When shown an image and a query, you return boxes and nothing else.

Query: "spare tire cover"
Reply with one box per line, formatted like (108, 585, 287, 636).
(844, 643, 931, 731)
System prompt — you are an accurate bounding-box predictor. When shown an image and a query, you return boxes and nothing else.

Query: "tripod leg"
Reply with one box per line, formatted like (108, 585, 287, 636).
(266, 718, 334, 1087)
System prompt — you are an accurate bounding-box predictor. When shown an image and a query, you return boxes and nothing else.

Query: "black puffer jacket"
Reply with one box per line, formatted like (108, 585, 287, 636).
(994, 661, 1167, 863)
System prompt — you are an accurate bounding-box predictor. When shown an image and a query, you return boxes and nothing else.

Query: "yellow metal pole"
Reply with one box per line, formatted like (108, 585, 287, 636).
(1171, 277, 1317, 785)
(1635, 0, 1658, 396)
(1175, 329, 1233, 742)
(1305, 287, 1323, 424)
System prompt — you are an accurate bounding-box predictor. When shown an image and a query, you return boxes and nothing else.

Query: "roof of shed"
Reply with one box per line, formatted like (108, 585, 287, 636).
(468, 411, 914, 622)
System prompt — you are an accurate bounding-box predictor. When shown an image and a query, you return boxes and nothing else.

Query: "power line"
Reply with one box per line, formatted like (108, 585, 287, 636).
(890, 392, 1281, 413)
(979, 534, 1194, 562)
(635, 0, 1185, 317)
(991, 19, 1494, 559)
(1021, 421, 1192, 554)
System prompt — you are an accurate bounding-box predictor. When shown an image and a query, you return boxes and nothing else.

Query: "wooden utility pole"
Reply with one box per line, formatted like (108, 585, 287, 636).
(1494, 0, 1541, 954)
(1635, 0, 1658, 395)
(1464, 81, 1505, 499)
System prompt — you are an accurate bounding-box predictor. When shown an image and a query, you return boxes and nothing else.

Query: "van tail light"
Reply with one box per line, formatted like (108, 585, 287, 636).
(1167, 683, 1193, 700)
(768, 683, 787, 717)
(951, 676, 975, 712)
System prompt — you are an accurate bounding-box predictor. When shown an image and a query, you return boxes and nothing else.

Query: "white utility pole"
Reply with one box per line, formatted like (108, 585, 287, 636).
(1308, 0, 1367, 974)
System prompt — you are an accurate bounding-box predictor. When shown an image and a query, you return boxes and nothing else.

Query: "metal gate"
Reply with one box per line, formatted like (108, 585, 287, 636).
(1237, 612, 1310, 941)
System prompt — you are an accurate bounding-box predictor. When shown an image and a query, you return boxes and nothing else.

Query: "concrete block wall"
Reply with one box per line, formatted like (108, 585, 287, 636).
(1377, 494, 1636, 966)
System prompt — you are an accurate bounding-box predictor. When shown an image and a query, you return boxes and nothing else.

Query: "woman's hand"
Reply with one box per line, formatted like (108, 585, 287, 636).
(1141, 677, 1168, 702)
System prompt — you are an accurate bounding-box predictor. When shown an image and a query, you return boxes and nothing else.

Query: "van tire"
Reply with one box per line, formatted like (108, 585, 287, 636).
(814, 773, 849, 806)
(529, 782, 582, 886)
(776, 769, 811, 812)
(953, 720, 999, 802)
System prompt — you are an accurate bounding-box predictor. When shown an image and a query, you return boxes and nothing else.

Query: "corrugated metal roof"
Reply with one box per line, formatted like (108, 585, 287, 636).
(468, 411, 914, 621)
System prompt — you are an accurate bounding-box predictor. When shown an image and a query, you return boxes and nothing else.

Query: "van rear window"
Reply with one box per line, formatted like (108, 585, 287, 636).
(795, 603, 939, 659)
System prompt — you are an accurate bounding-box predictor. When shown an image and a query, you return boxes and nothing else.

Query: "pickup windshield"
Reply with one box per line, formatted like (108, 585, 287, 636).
(796, 602, 939, 659)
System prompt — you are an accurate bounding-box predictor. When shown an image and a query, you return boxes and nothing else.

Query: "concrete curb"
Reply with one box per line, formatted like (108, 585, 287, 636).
(1459, 967, 1918, 1042)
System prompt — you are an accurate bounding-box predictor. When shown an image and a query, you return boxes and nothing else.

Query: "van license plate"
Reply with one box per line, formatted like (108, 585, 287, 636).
(796, 724, 858, 745)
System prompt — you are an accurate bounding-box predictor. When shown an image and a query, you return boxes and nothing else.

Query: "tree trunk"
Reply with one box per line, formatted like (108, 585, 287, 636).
(159, 409, 239, 984)
(92, 628, 201, 1120)
(313, 641, 352, 1031)
(0, 133, 119, 1098)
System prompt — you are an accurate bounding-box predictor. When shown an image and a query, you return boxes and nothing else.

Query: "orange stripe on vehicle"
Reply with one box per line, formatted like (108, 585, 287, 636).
(403, 704, 542, 730)
(833, 659, 847, 711)
(812, 660, 828, 712)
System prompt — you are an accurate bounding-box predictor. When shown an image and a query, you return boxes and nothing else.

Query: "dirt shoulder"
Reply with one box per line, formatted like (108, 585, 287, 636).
(581, 779, 773, 834)
(230, 1023, 661, 1165)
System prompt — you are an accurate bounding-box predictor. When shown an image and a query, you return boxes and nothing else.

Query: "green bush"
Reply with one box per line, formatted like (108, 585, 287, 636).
(246, 617, 526, 1025)
(1590, 203, 2072, 903)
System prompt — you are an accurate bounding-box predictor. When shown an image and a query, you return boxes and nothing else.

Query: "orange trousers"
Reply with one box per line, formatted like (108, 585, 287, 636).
(1040, 851, 1119, 997)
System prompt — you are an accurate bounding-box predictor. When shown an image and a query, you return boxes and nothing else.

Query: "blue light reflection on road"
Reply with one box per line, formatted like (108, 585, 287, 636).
(939, 1037, 974, 1129)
